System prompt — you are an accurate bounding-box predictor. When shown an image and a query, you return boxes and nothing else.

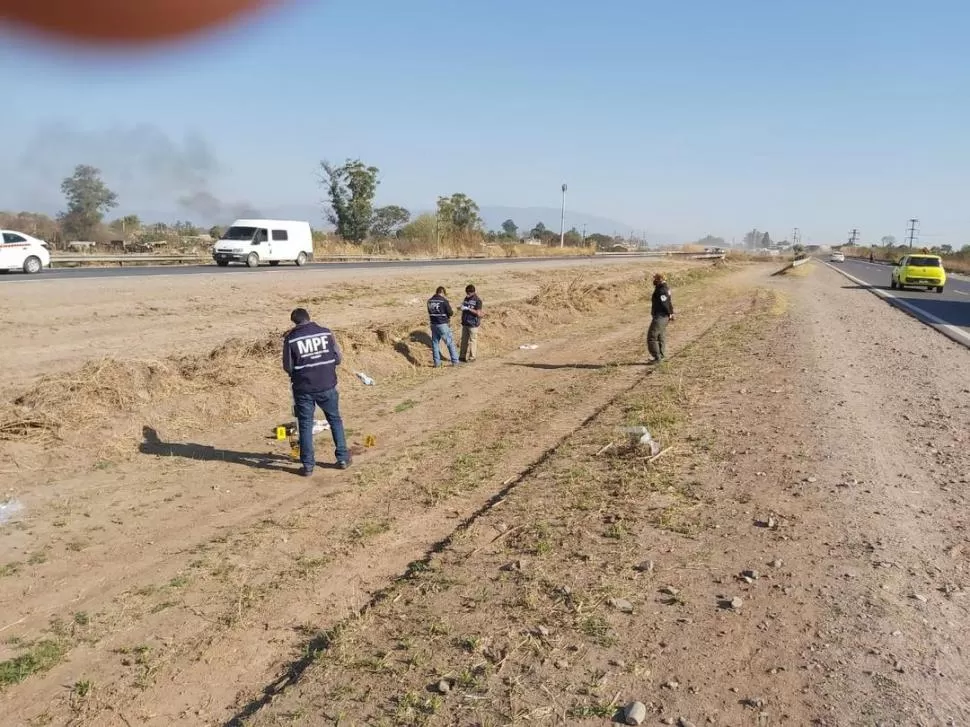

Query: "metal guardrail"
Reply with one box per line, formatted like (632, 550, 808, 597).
(51, 254, 208, 267)
(49, 250, 726, 268)
(49, 253, 398, 268)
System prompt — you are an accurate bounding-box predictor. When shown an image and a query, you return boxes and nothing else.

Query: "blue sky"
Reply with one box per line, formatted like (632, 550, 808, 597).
(2, 0, 968, 245)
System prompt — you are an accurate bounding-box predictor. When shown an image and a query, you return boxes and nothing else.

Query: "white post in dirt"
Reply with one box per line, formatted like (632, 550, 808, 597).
(559, 183, 567, 248)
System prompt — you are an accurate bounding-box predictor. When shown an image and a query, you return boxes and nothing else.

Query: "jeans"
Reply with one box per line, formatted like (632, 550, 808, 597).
(431, 323, 459, 366)
(647, 315, 669, 360)
(459, 326, 479, 361)
(293, 387, 348, 471)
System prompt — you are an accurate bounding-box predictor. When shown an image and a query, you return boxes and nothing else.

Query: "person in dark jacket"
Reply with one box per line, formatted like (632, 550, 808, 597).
(427, 286, 460, 367)
(647, 273, 675, 363)
(282, 308, 350, 475)
(459, 284, 484, 362)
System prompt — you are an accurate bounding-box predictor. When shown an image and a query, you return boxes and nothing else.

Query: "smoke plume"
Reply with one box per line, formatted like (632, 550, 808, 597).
(15, 122, 260, 223)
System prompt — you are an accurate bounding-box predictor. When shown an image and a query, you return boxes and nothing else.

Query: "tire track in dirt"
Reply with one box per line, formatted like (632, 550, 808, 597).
(238, 283, 791, 727)
(223, 285, 761, 727)
(226, 265, 970, 727)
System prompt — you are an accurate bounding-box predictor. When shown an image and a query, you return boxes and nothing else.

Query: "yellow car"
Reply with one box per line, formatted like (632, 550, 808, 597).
(890, 254, 946, 293)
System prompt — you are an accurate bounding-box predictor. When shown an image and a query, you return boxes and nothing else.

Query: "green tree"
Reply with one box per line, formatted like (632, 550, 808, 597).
(530, 221, 548, 238)
(436, 193, 482, 237)
(59, 165, 118, 240)
(3, 212, 59, 244)
(881, 235, 897, 248)
(398, 213, 436, 241)
(587, 233, 613, 251)
(563, 226, 583, 247)
(173, 220, 200, 236)
(743, 229, 763, 249)
(208, 225, 225, 239)
(320, 159, 380, 243)
(370, 205, 411, 238)
(110, 214, 141, 237)
(939, 244, 953, 255)
(500, 218, 519, 239)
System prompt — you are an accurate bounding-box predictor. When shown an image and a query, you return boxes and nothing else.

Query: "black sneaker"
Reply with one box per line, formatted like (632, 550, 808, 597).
(337, 457, 352, 470)
(299, 467, 314, 477)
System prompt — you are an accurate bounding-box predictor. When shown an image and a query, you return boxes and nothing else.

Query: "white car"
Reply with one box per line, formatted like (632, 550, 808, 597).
(1, 230, 51, 274)
(830, 251, 845, 263)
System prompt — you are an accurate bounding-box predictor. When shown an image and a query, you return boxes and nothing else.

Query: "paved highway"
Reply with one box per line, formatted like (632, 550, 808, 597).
(0, 255, 652, 284)
(825, 257, 970, 347)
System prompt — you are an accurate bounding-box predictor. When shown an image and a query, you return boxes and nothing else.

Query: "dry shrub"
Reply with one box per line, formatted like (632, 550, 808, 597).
(528, 274, 636, 312)
(4, 333, 285, 441)
(0, 266, 716, 449)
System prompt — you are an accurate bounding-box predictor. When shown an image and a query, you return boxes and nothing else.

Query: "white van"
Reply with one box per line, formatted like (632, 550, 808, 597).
(213, 219, 313, 268)
(1, 230, 51, 274)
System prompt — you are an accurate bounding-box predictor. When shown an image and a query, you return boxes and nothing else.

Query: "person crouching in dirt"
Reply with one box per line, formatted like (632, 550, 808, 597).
(427, 286, 460, 367)
(282, 308, 351, 476)
(459, 284, 484, 362)
(647, 273, 675, 363)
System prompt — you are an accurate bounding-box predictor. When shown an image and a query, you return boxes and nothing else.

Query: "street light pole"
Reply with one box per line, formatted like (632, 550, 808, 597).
(560, 183, 567, 248)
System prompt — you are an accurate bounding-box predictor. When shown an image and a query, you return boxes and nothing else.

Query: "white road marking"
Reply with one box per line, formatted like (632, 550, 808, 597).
(824, 262, 970, 349)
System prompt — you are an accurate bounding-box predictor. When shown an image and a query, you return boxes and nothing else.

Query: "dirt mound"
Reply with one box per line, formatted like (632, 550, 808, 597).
(0, 267, 722, 458)
(4, 333, 286, 442)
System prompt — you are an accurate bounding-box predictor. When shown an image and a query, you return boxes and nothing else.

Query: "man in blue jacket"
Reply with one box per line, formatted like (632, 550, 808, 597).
(427, 286, 460, 367)
(282, 308, 351, 475)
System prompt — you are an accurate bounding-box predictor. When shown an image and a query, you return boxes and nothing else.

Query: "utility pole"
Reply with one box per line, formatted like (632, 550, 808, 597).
(792, 227, 800, 246)
(906, 218, 919, 249)
(848, 228, 859, 246)
(559, 183, 567, 248)
(582, 223, 587, 247)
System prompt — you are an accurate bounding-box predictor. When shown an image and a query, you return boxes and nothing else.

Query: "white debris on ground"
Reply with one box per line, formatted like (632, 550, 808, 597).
(0, 498, 24, 526)
(620, 426, 662, 456)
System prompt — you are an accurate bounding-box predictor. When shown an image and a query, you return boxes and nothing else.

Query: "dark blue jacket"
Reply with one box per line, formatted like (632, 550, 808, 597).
(282, 322, 342, 393)
(461, 294, 483, 327)
(427, 294, 453, 325)
(651, 283, 674, 318)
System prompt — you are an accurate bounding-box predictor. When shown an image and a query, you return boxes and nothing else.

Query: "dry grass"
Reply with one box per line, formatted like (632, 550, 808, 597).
(312, 236, 594, 261)
(5, 336, 282, 441)
(242, 283, 789, 727)
(0, 265, 722, 465)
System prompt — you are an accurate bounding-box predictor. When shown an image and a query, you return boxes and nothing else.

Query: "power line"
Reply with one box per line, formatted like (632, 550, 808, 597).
(848, 228, 859, 246)
(906, 218, 919, 249)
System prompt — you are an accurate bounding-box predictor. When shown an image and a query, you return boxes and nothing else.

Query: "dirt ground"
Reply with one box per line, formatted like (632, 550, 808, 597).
(241, 263, 970, 727)
(2, 260, 969, 727)
(0, 258, 659, 396)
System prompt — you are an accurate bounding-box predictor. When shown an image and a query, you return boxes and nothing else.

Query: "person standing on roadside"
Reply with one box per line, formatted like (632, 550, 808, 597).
(427, 286, 460, 367)
(647, 273, 674, 363)
(459, 284, 484, 362)
(282, 308, 351, 476)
